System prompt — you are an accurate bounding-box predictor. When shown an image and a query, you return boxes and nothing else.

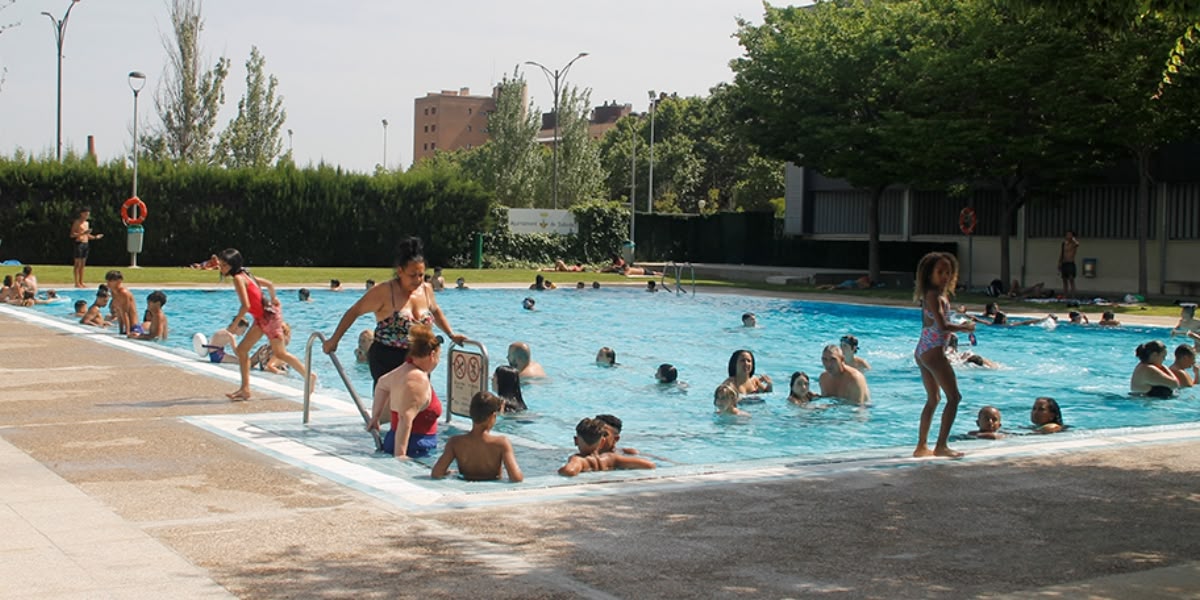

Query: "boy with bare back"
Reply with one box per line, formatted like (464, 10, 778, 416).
(430, 391, 523, 482)
(105, 270, 140, 337)
(558, 417, 655, 477)
(70, 207, 103, 288)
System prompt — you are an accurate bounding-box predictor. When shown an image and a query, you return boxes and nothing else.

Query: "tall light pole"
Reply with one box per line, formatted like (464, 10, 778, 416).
(42, 0, 82, 161)
(647, 90, 656, 214)
(127, 71, 146, 268)
(287, 128, 294, 153)
(524, 52, 589, 210)
(381, 119, 389, 169)
(629, 123, 636, 259)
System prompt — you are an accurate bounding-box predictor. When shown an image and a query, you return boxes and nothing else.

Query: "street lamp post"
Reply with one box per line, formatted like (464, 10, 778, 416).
(629, 124, 636, 262)
(287, 129, 294, 153)
(42, 0, 82, 161)
(381, 119, 389, 170)
(127, 71, 146, 268)
(647, 90, 656, 214)
(524, 52, 589, 210)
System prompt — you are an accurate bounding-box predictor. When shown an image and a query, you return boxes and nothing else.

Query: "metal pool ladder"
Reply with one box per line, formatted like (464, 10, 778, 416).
(302, 332, 382, 451)
(661, 261, 696, 295)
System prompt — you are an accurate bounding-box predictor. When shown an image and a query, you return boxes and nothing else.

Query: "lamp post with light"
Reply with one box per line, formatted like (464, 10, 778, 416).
(524, 52, 589, 209)
(127, 71, 146, 268)
(42, 0, 82, 161)
(647, 90, 656, 214)
(381, 119, 389, 169)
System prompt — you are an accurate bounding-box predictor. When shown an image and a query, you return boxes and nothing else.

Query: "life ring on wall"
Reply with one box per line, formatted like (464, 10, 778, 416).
(958, 207, 977, 235)
(121, 196, 147, 225)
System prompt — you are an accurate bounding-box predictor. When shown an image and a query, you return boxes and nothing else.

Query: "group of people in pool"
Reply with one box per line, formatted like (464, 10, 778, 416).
(908, 252, 1199, 458)
(185, 240, 1196, 473)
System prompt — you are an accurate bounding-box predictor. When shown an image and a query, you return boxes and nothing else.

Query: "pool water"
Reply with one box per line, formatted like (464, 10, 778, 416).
(33, 286, 1199, 470)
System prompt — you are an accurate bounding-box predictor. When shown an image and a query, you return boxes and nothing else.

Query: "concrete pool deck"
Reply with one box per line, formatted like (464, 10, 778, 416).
(1, 308, 1198, 599)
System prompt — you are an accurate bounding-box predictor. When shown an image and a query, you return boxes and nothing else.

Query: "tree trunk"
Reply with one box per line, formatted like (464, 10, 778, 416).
(1135, 147, 1151, 297)
(868, 185, 883, 283)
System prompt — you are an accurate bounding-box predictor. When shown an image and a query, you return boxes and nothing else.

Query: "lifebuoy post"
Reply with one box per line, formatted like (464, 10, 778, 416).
(958, 207, 977, 288)
(122, 196, 147, 268)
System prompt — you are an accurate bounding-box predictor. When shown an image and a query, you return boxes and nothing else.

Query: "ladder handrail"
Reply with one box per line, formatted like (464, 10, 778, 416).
(664, 261, 696, 296)
(302, 331, 382, 451)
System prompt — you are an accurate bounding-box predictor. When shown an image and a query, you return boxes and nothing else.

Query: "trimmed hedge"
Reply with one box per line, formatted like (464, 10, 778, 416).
(0, 157, 491, 267)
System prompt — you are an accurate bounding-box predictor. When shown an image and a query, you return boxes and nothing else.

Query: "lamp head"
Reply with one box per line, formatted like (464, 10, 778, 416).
(382, 119, 388, 127)
(578, 52, 589, 58)
(127, 71, 146, 93)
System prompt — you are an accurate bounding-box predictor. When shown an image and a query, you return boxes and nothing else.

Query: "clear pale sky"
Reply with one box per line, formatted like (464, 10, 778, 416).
(0, 0, 773, 173)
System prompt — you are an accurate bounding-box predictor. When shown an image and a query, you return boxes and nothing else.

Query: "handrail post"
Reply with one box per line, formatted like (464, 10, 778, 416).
(303, 331, 382, 451)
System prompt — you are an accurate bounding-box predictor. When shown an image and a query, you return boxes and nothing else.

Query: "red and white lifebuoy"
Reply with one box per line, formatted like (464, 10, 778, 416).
(121, 196, 147, 225)
(958, 207, 977, 236)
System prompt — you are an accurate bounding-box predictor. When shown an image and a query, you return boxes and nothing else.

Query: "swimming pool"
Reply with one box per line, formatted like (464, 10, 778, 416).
(30, 285, 1199, 476)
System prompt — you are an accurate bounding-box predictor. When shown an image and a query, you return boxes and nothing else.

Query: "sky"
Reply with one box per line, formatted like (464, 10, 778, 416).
(0, 0, 774, 173)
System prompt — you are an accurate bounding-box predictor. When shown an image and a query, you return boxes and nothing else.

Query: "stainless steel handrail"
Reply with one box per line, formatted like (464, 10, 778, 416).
(302, 331, 382, 451)
(664, 261, 696, 295)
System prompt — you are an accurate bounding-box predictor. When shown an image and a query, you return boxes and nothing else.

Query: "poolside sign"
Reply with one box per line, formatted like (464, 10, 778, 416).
(508, 208, 577, 235)
(446, 346, 486, 420)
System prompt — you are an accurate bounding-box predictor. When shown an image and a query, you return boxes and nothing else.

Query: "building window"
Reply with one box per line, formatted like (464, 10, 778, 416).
(423, 108, 428, 115)
(467, 125, 472, 132)
(431, 107, 437, 115)
(431, 142, 436, 149)
(466, 144, 472, 149)
(431, 124, 437, 132)
(423, 143, 428, 151)
(423, 125, 428, 133)
(468, 108, 473, 115)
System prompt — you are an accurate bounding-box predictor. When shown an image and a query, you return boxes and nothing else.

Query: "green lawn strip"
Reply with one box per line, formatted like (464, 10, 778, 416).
(17, 264, 1184, 317)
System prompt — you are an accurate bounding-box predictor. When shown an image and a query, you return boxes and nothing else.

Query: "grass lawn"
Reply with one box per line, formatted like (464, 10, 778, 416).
(16, 264, 1184, 317)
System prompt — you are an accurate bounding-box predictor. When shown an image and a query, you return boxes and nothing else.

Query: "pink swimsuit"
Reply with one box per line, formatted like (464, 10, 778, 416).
(915, 297, 951, 358)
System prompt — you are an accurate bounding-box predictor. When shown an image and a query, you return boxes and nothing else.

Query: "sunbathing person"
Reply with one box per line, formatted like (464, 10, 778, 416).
(188, 254, 220, 270)
(541, 259, 585, 272)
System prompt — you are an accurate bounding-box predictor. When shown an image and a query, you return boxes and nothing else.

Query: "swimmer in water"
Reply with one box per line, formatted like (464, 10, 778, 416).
(968, 406, 1003, 439)
(1130, 340, 1180, 398)
(1030, 397, 1064, 434)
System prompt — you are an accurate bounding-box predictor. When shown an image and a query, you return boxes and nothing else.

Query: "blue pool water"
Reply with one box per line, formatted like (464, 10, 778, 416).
(32, 286, 1199, 470)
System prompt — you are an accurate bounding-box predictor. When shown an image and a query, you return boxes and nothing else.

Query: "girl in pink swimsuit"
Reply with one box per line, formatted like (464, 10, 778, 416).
(912, 252, 975, 458)
(218, 248, 311, 401)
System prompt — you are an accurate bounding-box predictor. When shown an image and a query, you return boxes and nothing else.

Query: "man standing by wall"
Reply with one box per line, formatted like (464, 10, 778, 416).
(1058, 230, 1080, 296)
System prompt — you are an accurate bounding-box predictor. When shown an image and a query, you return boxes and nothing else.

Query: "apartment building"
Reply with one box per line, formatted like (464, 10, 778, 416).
(412, 87, 496, 163)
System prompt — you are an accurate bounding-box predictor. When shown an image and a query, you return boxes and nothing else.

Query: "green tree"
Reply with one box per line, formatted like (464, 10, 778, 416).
(1092, 15, 1200, 294)
(551, 85, 605, 208)
(901, 0, 1114, 286)
(214, 46, 287, 169)
(732, 0, 926, 281)
(149, 0, 230, 164)
(475, 70, 544, 207)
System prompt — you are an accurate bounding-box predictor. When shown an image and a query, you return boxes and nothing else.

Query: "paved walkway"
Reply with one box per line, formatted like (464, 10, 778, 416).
(1, 310, 1198, 599)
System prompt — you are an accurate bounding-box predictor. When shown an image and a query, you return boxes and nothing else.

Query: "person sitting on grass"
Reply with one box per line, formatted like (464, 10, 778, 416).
(558, 417, 655, 477)
(968, 406, 1003, 439)
(430, 391, 523, 482)
(599, 254, 627, 273)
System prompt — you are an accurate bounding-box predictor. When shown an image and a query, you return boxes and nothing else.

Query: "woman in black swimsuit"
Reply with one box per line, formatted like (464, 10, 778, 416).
(323, 237, 466, 385)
